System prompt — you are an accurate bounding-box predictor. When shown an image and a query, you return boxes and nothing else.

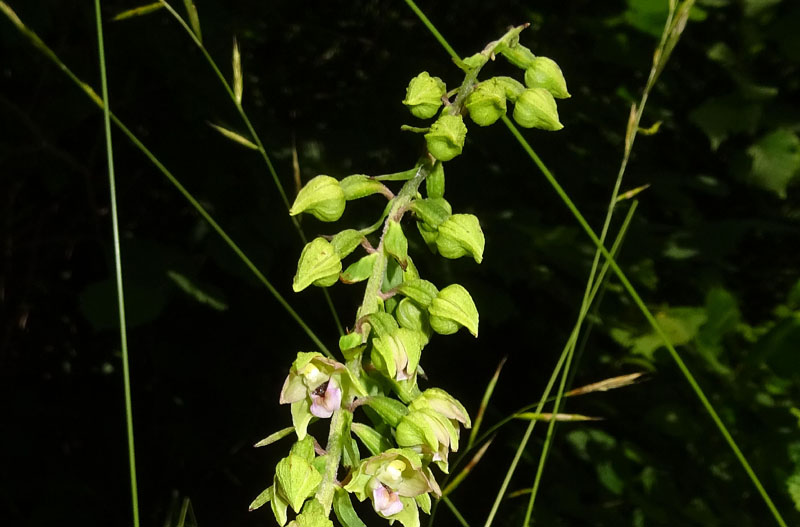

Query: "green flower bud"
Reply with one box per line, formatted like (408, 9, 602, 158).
(402, 72, 446, 120)
(513, 88, 563, 131)
(289, 175, 346, 222)
(428, 284, 479, 337)
(385, 220, 409, 269)
(292, 237, 341, 292)
(524, 57, 570, 99)
(426, 161, 445, 199)
(425, 114, 467, 161)
(465, 79, 507, 127)
(499, 43, 537, 69)
(435, 214, 485, 263)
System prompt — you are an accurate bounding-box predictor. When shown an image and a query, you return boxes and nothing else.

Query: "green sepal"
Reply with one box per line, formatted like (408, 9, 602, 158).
(411, 388, 471, 427)
(293, 238, 342, 292)
(275, 454, 323, 513)
(362, 396, 409, 427)
(248, 486, 273, 511)
(385, 220, 409, 269)
(396, 279, 439, 308)
(331, 229, 365, 259)
(396, 412, 439, 452)
(290, 436, 316, 462)
(291, 499, 333, 527)
(524, 56, 570, 99)
(333, 488, 367, 527)
(435, 214, 485, 263)
(371, 335, 397, 379)
(291, 398, 314, 440)
(340, 174, 388, 200)
(342, 434, 361, 469)
(391, 496, 420, 527)
(403, 255, 420, 282)
(498, 42, 537, 69)
(425, 114, 467, 162)
(410, 198, 451, 228)
(403, 72, 446, 119)
(341, 253, 378, 284)
(426, 161, 445, 199)
(428, 284, 479, 337)
(466, 78, 507, 127)
(339, 332, 363, 353)
(312, 454, 328, 476)
(415, 492, 431, 515)
(289, 175, 346, 222)
(493, 76, 526, 102)
(351, 422, 394, 456)
(271, 474, 289, 526)
(365, 312, 399, 339)
(513, 88, 563, 131)
(417, 221, 439, 253)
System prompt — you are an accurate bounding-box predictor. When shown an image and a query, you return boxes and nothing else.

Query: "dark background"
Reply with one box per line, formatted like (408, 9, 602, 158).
(2, 0, 800, 526)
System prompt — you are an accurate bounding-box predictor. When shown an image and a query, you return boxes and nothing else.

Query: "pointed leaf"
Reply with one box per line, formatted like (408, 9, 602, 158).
(276, 454, 322, 513)
(340, 174, 388, 200)
(248, 486, 273, 511)
(410, 198, 451, 228)
(351, 422, 394, 455)
(293, 238, 342, 292)
(333, 488, 367, 527)
(341, 253, 378, 284)
(426, 162, 445, 199)
(331, 229, 365, 258)
(396, 279, 439, 308)
(254, 426, 295, 448)
(362, 396, 409, 427)
(385, 220, 409, 268)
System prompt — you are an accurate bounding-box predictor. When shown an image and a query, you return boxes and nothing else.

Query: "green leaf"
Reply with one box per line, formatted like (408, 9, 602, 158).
(276, 454, 322, 513)
(385, 220, 409, 268)
(396, 412, 439, 452)
(339, 332, 363, 353)
(290, 436, 316, 462)
(363, 396, 409, 427)
(341, 253, 378, 284)
(415, 492, 431, 515)
(689, 95, 761, 150)
(340, 174, 388, 200)
(290, 175, 346, 222)
(166, 270, 228, 311)
(351, 422, 394, 455)
(435, 214, 485, 263)
(426, 161, 445, 199)
(331, 229, 365, 259)
(366, 312, 399, 339)
(248, 486, 273, 511)
(271, 475, 289, 526)
(428, 284, 479, 337)
(391, 496, 420, 527)
(295, 499, 333, 527)
(747, 129, 800, 198)
(397, 279, 439, 307)
(293, 238, 342, 292)
(333, 488, 367, 527)
(291, 399, 314, 440)
(254, 426, 295, 448)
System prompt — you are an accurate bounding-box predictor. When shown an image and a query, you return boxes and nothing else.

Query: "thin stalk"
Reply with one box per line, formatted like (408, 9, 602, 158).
(94, 2, 140, 526)
(157, 0, 344, 336)
(0, 4, 334, 359)
(443, 496, 471, 527)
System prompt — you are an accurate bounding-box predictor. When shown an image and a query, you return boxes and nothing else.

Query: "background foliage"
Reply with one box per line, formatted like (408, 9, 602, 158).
(1, 0, 799, 525)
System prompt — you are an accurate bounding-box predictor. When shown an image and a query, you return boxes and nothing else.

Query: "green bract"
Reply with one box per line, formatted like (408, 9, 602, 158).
(402, 72, 446, 119)
(340, 174, 388, 200)
(524, 56, 570, 99)
(425, 162, 445, 200)
(465, 79, 507, 127)
(275, 453, 322, 513)
(293, 238, 341, 292)
(513, 87, 563, 131)
(424, 114, 467, 161)
(435, 213, 485, 263)
(289, 175, 346, 222)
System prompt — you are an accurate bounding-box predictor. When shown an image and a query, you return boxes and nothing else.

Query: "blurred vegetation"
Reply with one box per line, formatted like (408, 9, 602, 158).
(1, 0, 798, 526)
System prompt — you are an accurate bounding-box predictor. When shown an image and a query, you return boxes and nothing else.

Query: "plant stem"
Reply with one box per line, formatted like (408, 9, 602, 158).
(317, 408, 349, 513)
(93, 2, 140, 526)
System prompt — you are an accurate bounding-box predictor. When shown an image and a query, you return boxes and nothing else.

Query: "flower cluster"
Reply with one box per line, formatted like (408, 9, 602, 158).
(250, 25, 567, 527)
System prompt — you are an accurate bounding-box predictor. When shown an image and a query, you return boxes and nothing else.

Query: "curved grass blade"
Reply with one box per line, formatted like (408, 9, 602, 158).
(0, 2, 334, 359)
(442, 435, 494, 497)
(112, 2, 164, 21)
(94, 2, 140, 526)
(467, 357, 506, 450)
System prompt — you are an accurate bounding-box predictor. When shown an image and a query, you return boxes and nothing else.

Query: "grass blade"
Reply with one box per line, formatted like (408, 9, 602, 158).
(443, 436, 494, 496)
(254, 426, 295, 447)
(468, 357, 506, 450)
(207, 122, 258, 150)
(442, 496, 471, 527)
(94, 1, 140, 526)
(232, 36, 243, 105)
(181, 0, 201, 42)
(564, 372, 645, 397)
(514, 412, 601, 422)
(112, 2, 164, 21)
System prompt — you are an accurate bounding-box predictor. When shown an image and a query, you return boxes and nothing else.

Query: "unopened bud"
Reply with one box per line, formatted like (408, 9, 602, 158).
(513, 88, 563, 131)
(289, 175, 346, 222)
(425, 114, 467, 162)
(403, 72, 446, 120)
(524, 57, 570, 99)
(465, 79, 507, 127)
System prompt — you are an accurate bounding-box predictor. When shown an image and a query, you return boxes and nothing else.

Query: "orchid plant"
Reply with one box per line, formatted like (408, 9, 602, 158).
(250, 25, 569, 527)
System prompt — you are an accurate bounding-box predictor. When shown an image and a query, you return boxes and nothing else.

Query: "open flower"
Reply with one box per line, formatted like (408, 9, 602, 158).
(345, 448, 440, 524)
(280, 352, 364, 438)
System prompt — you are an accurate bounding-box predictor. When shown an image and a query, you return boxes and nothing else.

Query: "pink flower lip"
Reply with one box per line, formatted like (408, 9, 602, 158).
(373, 484, 404, 517)
(310, 378, 342, 418)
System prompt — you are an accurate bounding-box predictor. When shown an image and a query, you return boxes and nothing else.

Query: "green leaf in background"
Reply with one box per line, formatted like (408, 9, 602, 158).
(747, 129, 800, 198)
(612, 307, 707, 360)
(689, 95, 761, 150)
